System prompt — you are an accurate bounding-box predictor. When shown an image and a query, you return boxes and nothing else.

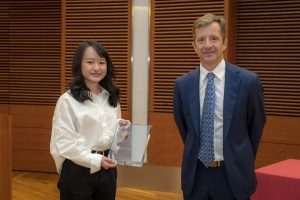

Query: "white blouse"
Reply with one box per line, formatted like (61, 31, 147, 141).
(50, 88, 121, 174)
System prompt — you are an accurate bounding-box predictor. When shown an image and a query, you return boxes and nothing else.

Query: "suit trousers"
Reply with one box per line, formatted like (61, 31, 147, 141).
(185, 160, 250, 200)
(58, 159, 117, 200)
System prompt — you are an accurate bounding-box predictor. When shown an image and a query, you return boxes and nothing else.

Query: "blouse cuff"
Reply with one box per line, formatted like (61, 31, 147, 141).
(88, 153, 102, 174)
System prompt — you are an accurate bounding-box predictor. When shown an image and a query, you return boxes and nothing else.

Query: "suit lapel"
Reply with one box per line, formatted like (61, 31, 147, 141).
(223, 63, 241, 140)
(188, 69, 201, 139)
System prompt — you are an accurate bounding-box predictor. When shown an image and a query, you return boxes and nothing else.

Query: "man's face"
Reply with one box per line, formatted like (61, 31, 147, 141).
(193, 22, 227, 70)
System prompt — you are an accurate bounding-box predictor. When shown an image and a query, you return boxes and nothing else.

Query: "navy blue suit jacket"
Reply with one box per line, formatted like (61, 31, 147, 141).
(173, 62, 266, 199)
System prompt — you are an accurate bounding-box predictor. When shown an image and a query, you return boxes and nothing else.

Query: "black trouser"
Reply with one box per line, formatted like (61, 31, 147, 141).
(58, 159, 117, 200)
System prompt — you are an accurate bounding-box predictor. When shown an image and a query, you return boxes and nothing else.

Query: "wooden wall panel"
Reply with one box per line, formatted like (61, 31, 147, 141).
(262, 116, 300, 144)
(256, 142, 300, 168)
(223, 0, 237, 63)
(9, 0, 61, 105)
(13, 128, 51, 150)
(11, 107, 130, 172)
(0, 1, 10, 104)
(1, 0, 61, 171)
(13, 150, 55, 172)
(150, 0, 224, 113)
(236, 0, 300, 117)
(1, 1, 132, 172)
(10, 105, 54, 171)
(148, 113, 183, 166)
(10, 105, 53, 128)
(0, 104, 9, 114)
(255, 116, 300, 167)
(149, 0, 224, 166)
(236, 0, 300, 167)
(149, 0, 300, 168)
(2, 0, 299, 172)
(148, 114, 300, 168)
(0, 114, 12, 200)
(64, 0, 132, 111)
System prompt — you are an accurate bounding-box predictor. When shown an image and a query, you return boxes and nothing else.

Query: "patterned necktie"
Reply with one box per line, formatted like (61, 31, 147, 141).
(198, 72, 216, 167)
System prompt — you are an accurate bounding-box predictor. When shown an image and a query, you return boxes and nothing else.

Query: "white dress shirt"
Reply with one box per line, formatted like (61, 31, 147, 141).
(199, 59, 225, 161)
(50, 88, 122, 174)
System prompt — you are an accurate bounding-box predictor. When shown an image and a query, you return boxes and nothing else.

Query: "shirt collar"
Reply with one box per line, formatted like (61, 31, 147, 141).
(99, 86, 110, 96)
(89, 86, 110, 98)
(199, 59, 226, 82)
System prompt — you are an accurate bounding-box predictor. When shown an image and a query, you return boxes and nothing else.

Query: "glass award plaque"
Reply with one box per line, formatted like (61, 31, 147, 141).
(108, 124, 151, 167)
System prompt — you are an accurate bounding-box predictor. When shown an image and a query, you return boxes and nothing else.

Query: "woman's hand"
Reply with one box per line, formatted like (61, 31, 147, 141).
(101, 156, 117, 170)
(118, 119, 131, 131)
(119, 119, 131, 127)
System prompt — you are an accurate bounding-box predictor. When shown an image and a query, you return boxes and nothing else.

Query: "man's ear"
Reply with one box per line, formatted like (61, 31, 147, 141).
(192, 42, 196, 51)
(223, 38, 228, 51)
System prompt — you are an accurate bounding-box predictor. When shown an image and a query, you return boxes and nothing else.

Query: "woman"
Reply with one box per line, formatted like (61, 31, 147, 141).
(50, 40, 130, 200)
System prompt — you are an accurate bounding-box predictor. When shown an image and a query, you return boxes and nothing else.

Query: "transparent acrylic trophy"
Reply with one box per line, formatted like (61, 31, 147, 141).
(108, 124, 151, 167)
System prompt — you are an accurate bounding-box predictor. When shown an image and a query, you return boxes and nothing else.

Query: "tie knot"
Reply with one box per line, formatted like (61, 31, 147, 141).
(207, 72, 215, 80)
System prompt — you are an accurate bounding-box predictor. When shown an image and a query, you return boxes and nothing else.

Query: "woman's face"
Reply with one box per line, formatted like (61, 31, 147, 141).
(81, 46, 107, 89)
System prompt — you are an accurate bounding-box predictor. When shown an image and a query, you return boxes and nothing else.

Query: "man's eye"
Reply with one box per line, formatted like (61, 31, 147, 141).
(198, 39, 204, 43)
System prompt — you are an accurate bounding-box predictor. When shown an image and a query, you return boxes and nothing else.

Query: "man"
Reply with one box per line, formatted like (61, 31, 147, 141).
(173, 13, 266, 200)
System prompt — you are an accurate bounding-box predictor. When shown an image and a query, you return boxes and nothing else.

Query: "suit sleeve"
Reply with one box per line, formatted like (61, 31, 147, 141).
(173, 80, 188, 142)
(247, 75, 266, 157)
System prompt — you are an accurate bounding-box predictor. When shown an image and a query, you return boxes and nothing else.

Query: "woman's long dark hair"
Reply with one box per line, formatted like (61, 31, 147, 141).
(69, 41, 120, 107)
